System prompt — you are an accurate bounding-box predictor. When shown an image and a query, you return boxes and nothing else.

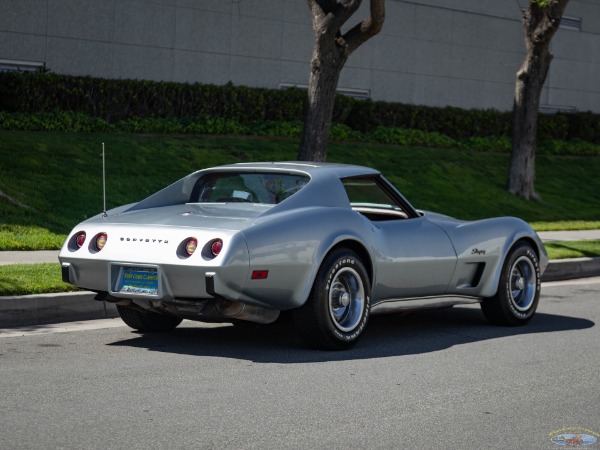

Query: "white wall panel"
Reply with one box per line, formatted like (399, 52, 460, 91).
(0, 0, 598, 112)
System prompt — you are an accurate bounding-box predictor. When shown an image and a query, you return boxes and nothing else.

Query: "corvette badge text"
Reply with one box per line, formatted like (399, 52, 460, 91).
(549, 427, 599, 447)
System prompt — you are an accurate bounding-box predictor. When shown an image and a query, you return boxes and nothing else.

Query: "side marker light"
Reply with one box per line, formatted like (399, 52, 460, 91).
(251, 270, 269, 280)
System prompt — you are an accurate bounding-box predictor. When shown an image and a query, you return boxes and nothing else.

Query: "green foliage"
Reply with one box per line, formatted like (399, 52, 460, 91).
(0, 225, 65, 250)
(2, 71, 600, 143)
(345, 101, 514, 138)
(249, 120, 303, 138)
(538, 113, 570, 140)
(531, 221, 600, 232)
(531, 0, 551, 7)
(564, 112, 600, 143)
(459, 136, 512, 153)
(1, 111, 600, 156)
(370, 127, 457, 148)
(329, 123, 362, 142)
(0, 263, 79, 296)
(0, 111, 114, 132)
(545, 240, 600, 260)
(0, 72, 307, 123)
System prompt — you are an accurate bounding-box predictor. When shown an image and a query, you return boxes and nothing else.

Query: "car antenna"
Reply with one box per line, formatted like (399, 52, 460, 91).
(101, 142, 107, 217)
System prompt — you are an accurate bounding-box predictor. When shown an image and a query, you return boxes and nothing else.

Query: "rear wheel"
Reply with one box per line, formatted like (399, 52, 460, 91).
(116, 305, 182, 332)
(481, 242, 540, 326)
(293, 249, 371, 350)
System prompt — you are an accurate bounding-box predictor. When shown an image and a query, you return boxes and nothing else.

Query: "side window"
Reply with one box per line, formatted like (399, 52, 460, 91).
(342, 177, 410, 221)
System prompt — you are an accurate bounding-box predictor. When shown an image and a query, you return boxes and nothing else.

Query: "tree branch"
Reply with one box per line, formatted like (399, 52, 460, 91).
(342, 0, 385, 54)
(311, 0, 363, 37)
(527, 0, 570, 45)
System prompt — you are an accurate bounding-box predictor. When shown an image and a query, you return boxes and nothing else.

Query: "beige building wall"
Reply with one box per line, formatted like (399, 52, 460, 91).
(0, 0, 598, 112)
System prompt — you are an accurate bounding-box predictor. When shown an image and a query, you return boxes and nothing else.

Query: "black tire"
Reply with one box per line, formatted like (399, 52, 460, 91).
(293, 249, 371, 350)
(481, 242, 541, 326)
(116, 305, 183, 332)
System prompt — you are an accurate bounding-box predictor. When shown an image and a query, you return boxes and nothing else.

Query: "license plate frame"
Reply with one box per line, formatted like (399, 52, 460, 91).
(115, 266, 159, 296)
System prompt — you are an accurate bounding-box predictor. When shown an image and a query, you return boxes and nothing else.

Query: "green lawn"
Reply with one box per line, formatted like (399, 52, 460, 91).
(530, 221, 600, 232)
(1, 130, 600, 252)
(544, 240, 600, 260)
(0, 263, 79, 296)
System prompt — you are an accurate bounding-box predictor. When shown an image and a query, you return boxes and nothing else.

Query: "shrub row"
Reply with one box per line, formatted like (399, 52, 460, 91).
(2, 111, 599, 156)
(2, 71, 600, 143)
(0, 73, 310, 123)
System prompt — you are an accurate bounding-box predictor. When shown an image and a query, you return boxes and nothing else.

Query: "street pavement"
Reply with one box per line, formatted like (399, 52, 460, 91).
(1, 230, 599, 328)
(1, 277, 599, 449)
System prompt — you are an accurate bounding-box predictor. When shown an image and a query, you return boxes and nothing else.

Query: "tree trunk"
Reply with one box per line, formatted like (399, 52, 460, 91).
(298, 0, 385, 162)
(297, 39, 346, 162)
(508, 0, 570, 200)
(508, 44, 552, 200)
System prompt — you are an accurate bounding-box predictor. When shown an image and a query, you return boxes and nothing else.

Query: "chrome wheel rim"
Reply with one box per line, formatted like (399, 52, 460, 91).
(509, 256, 536, 312)
(329, 267, 365, 332)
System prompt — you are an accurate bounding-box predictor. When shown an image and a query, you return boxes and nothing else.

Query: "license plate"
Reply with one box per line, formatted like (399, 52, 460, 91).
(118, 267, 158, 296)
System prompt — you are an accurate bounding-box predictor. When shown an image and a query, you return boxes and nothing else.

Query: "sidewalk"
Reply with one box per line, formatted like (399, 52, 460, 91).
(0, 250, 59, 265)
(1, 230, 600, 328)
(537, 229, 600, 242)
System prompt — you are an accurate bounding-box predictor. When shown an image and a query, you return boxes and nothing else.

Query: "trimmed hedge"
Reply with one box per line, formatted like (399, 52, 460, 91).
(0, 72, 308, 123)
(1, 71, 599, 143)
(2, 110, 599, 156)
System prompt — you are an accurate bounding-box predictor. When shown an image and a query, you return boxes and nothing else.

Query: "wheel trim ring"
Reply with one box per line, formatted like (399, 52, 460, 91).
(328, 267, 365, 333)
(509, 256, 536, 312)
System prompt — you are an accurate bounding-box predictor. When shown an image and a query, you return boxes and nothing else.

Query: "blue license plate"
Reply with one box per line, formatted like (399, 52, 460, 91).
(118, 267, 158, 296)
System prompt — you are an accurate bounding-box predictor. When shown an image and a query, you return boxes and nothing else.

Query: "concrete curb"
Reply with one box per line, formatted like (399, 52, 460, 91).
(1, 258, 599, 329)
(0, 291, 117, 328)
(541, 257, 600, 282)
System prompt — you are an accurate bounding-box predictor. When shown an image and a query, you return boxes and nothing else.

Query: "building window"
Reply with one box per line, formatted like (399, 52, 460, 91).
(279, 83, 370, 100)
(0, 59, 45, 72)
(559, 16, 582, 31)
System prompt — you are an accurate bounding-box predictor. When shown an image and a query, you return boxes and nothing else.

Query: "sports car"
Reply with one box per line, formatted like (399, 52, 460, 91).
(59, 162, 548, 350)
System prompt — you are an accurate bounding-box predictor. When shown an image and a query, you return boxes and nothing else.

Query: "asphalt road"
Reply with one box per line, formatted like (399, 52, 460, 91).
(1, 278, 599, 449)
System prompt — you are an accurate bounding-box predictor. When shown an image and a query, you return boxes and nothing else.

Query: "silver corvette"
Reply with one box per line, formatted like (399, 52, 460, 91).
(59, 162, 548, 350)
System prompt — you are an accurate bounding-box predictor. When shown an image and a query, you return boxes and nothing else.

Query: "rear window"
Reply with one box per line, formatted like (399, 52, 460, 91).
(190, 172, 309, 205)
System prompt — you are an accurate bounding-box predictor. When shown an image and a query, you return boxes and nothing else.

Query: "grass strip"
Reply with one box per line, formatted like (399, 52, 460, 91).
(0, 263, 79, 296)
(0, 225, 66, 251)
(544, 240, 600, 260)
(531, 221, 600, 232)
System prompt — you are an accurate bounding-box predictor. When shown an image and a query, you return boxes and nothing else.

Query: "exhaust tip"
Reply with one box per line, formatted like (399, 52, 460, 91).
(215, 299, 245, 318)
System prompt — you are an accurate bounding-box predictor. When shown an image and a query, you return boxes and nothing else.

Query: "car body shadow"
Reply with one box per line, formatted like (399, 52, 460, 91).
(108, 305, 595, 363)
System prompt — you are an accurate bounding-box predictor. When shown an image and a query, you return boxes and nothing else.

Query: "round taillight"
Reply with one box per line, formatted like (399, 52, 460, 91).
(95, 233, 107, 251)
(76, 232, 86, 248)
(185, 237, 198, 256)
(210, 239, 223, 257)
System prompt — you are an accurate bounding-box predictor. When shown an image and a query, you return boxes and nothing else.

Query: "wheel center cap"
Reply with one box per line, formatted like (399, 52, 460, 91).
(339, 292, 350, 307)
(516, 277, 525, 290)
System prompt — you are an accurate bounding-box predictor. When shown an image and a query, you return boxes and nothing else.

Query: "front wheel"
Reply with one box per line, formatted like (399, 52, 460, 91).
(293, 249, 371, 350)
(481, 242, 541, 326)
(116, 305, 183, 332)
